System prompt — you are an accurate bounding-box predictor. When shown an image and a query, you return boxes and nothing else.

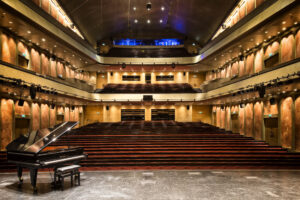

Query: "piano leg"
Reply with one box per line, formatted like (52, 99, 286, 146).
(30, 168, 38, 192)
(17, 167, 23, 186)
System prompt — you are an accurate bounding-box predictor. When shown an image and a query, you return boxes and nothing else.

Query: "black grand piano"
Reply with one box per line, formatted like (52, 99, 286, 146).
(6, 121, 87, 192)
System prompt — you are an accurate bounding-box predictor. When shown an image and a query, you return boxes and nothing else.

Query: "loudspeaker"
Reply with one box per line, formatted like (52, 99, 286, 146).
(240, 103, 245, 108)
(110, 72, 113, 76)
(30, 85, 36, 99)
(171, 63, 175, 69)
(71, 106, 75, 110)
(51, 103, 55, 109)
(18, 99, 24, 106)
(183, 72, 186, 76)
(258, 86, 265, 98)
(270, 97, 276, 105)
(187, 105, 190, 110)
(106, 106, 109, 110)
(221, 105, 224, 110)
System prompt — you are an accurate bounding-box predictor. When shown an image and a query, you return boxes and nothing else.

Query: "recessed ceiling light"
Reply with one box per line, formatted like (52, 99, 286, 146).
(159, 19, 163, 23)
(147, 3, 151, 10)
(54, 45, 57, 48)
(9, 21, 13, 24)
(282, 27, 286, 31)
(256, 42, 259, 45)
(294, 22, 298, 25)
(41, 38, 46, 42)
(102, 43, 105, 46)
(161, 6, 165, 11)
(147, 19, 151, 24)
(268, 36, 271, 39)
(85, 61, 88, 64)
(239, 45, 242, 48)
(133, 6, 136, 11)
(282, 21, 286, 24)
(134, 19, 138, 23)
(9, 27, 12, 30)
(72, 54, 75, 57)
(27, 30, 31, 34)
(264, 31, 268, 34)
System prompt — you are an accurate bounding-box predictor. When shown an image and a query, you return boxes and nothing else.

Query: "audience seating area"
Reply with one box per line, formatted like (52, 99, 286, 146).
(96, 83, 198, 93)
(1, 121, 300, 171)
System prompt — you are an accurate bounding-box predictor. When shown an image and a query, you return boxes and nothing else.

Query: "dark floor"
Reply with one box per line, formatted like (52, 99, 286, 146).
(1, 170, 300, 200)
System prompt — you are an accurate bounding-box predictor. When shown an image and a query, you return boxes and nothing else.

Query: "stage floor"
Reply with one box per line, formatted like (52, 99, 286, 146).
(0, 170, 300, 200)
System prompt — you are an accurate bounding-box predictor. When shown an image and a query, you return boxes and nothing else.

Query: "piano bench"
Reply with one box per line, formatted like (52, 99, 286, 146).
(55, 165, 81, 190)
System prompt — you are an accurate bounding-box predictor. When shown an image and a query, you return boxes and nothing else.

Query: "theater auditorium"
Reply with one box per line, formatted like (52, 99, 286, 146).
(0, 0, 300, 199)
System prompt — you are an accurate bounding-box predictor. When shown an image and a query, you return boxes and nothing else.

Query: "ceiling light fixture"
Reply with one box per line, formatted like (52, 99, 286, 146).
(9, 21, 13, 24)
(159, 19, 163, 23)
(27, 30, 31, 34)
(134, 19, 138, 23)
(161, 6, 165, 11)
(41, 38, 46, 42)
(133, 6, 136, 11)
(147, 19, 151, 24)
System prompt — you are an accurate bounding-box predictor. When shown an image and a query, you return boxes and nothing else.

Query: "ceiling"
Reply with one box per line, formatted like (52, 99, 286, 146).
(57, 0, 238, 47)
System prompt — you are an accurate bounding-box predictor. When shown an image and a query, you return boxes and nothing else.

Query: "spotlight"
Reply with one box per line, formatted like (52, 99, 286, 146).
(239, 54, 244, 61)
(146, 2, 152, 10)
(269, 97, 276, 105)
(18, 99, 24, 106)
(50, 55, 56, 61)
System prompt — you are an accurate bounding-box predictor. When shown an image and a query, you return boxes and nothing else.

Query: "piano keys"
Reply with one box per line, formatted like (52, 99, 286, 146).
(6, 121, 87, 192)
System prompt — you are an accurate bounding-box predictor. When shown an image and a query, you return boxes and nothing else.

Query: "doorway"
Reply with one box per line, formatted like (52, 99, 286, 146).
(121, 109, 145, 121)
(231, 113, 239, 133)
(145, 74, 151, 84)
(15, 117, 30, 139)
(151, 109, 175, 120)
(264, 117, 279, 145)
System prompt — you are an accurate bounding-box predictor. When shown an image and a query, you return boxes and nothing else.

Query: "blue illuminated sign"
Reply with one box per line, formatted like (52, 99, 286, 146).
(113, 39, 183, 46)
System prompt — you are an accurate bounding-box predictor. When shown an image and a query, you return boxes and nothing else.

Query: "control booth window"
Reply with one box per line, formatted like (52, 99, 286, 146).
(122, 75, 140, 81)
(156, 75, 174, 81)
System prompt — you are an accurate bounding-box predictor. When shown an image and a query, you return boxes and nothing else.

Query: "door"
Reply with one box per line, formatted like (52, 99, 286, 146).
(121, 109, 145, 121)
(56, 114, 64, 124)
(151, 109, 175, 120)
(145, 74, 151, 84)
(15, 118, 30, 139)
(231, 114, 239, 133)
(264, 117, 279, 145)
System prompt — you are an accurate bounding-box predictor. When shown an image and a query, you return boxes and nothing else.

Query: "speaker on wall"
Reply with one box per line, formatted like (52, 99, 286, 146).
(18, 99, 24, 106)
(30, 85, 36, 99)
(106, 106, 109, 110)
(110, 72, 113, 76)
(187, 105, 190, 110)
(270, 97, 276, 105)
(183, 72, 186, 76)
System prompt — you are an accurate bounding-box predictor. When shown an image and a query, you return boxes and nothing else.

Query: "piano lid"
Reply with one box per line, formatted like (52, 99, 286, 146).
(6, 121, 78, 153)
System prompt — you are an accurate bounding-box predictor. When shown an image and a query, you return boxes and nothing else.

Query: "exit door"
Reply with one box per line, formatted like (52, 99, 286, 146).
(264, 117, 279, 146)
